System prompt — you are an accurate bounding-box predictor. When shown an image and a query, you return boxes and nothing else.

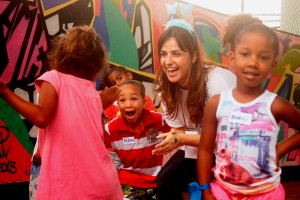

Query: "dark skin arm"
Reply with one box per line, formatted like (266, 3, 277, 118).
(99, 85, 121, 110)
(0, 79, 58, 128)
(276, 132, 300, 165)
(197, 95, 219, 200)
(272, 97, 300, 164)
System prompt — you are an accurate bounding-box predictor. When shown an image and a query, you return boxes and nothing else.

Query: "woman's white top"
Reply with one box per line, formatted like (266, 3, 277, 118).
(162, 66, 237, 158)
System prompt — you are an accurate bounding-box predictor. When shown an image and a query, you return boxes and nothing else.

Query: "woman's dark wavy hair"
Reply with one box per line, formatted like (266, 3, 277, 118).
(155, 26, 210, 125)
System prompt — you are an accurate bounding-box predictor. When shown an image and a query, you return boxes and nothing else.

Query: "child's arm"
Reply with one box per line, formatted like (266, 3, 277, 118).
(99, 85, 121, 109)
(277, 132, 300, 165)
(272, 96, 300, 165)
(272, 96, 300, 131)
(0, 80, 58, 128)
(197, 95, 219, 200)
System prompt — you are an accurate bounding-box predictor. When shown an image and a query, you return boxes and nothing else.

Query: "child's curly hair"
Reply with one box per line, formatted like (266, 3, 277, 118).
(220, 14, 262, 51)
(47, 25, 106, 80)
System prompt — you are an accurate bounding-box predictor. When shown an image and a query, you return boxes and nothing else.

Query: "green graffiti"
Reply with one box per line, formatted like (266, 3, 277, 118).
(0, 99, 34, 155)
(103, 0, 139, 70)
(201, 30, 222, 63)
(275, 44, 300, 74)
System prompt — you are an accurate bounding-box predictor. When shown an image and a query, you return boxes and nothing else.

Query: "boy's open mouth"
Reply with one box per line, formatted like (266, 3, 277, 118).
(125, 111, 136, 118)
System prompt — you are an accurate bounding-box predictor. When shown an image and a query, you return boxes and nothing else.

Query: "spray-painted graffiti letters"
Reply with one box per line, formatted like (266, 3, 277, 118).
(0, 1, 47, 85)
(0, 126, 9, 159)
(0, 126, 17, 174)
(0, 160, 17, 174)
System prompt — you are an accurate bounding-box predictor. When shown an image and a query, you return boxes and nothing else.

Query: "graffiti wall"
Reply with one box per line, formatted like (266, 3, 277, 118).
(0, 0, 299, 184)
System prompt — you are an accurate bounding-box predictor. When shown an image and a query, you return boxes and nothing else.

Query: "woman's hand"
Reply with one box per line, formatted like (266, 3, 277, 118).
(152, 129, 183, 155)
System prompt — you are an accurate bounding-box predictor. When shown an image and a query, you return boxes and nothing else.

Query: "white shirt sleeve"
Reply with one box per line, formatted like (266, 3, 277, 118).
(207, 67, 237, 98)
(161, 102, 186, 128)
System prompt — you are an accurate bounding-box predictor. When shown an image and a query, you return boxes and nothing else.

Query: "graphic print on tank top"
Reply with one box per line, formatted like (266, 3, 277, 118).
(215, 102, 275, 186)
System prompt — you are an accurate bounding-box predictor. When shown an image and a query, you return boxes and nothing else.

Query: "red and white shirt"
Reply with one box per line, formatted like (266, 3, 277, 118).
(105, 109, 170, 188)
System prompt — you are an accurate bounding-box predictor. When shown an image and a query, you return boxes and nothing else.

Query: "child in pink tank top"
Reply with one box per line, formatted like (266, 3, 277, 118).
(0, 26, 123, 200)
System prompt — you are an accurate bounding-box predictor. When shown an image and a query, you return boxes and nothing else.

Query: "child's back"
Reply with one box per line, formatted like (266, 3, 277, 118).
(36, 70, 122, 199)
(0, 26, 123, 200)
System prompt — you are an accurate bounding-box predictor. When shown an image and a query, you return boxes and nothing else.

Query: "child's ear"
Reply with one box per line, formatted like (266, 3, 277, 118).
(267, 60, 277, 75)
(143, 98, 146, 107)
(127, 72, 133, 80)
(228, 50, 234, 64)
(228, 51, 236, 72)
(271, 60, 277, 71)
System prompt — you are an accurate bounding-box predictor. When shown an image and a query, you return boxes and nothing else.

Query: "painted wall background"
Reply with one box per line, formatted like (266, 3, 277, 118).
(0, 0, 299, 184)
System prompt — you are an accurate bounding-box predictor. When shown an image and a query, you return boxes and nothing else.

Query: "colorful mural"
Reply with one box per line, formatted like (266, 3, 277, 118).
(0, 0, 299, 184)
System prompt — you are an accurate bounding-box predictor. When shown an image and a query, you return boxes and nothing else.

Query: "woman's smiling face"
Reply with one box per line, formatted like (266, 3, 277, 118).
(160, 37, 194, 88)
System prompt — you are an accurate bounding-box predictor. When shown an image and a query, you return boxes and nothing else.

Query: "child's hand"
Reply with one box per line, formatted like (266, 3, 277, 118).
(99, 85, 121, 109)
(275, 143, 282, 171)
(152, 129, 181, 155)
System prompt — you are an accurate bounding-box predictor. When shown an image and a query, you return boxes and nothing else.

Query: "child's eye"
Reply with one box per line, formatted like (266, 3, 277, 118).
(131, 97, 137, 101)
(118, 98, 125, 103)
(260, 55, 270, 61)
(240, 52, 249, 57)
